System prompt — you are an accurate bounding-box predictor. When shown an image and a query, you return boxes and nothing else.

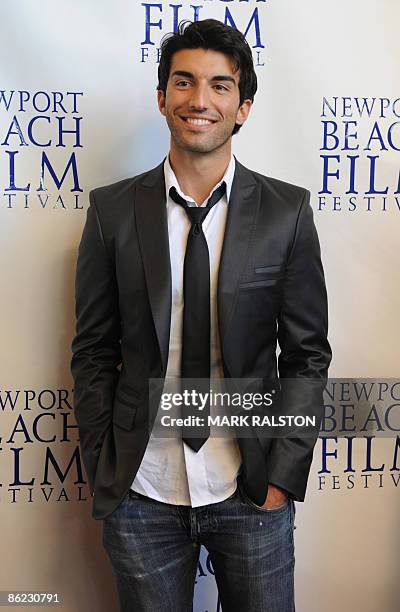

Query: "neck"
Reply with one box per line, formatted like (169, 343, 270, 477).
(168, 142, 231, 206)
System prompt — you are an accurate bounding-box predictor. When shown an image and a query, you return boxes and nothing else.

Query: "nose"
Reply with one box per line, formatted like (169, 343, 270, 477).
(188, 82, 210, 111)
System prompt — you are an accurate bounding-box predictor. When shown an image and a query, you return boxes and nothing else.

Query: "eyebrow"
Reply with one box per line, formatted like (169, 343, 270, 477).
(171, 70, 236, 85)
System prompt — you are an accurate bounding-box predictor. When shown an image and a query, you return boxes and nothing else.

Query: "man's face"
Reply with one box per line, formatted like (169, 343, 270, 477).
(157, 48, 252, 155)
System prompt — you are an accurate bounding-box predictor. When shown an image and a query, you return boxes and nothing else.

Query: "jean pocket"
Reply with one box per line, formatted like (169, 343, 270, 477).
(239, 485, 289, 513)
(128, 489, 142, 500)
(103, 491, 131, 526)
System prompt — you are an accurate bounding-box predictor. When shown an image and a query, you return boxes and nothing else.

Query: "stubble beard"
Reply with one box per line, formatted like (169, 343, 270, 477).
(165, 112, 234, 155)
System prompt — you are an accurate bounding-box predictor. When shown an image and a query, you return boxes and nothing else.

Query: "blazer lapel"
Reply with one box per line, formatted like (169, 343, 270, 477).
(134, 156, 260, 378)
(135, 159, 172, 375)
(218, 158, 261, 360)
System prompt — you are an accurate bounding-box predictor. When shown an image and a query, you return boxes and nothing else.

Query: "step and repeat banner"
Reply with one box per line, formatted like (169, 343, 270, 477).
(1, 1, 399, 610)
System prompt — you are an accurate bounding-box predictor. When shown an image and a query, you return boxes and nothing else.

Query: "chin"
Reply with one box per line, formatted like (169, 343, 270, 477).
(182, 135, 231, 154)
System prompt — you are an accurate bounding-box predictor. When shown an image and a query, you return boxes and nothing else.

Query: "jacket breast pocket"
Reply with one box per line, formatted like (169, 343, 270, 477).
(112, 396, 138, 431)
(254, 264, 283, 274)
(239, 279, 280, 289)
(239, 263, 285, 290)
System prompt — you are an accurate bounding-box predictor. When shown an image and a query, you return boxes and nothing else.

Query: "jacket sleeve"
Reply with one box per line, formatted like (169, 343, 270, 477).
(267, 189, 332, 501)
(70, 190, 121, 495)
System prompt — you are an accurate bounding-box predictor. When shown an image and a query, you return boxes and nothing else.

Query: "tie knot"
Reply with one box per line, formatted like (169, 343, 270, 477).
(169, 181, 226, 229)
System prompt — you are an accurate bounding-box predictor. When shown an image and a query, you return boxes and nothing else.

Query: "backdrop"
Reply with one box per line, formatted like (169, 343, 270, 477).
(1, 1, 399, 610)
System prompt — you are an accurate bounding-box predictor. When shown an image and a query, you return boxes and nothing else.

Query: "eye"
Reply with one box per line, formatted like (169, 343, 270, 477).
(176, 80, 190, 87)
(213, 84, 229, 92)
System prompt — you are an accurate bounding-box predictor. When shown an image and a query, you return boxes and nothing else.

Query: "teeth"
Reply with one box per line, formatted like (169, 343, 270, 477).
(185, 118, 213, 125)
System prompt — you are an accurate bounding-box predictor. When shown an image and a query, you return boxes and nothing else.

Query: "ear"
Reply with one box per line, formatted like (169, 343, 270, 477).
(235, 99, 252, 126)
(157, 89, 166, 116)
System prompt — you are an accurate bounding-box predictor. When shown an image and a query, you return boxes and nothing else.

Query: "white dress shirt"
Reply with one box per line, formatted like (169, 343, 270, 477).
(130, 152, 242, 507)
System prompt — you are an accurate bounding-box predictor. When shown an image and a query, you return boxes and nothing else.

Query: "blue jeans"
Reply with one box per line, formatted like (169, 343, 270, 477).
(102, 481, 295, 612)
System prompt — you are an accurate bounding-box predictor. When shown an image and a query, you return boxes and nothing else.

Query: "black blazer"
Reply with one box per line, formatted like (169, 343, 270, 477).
(71, 156, 332, 520)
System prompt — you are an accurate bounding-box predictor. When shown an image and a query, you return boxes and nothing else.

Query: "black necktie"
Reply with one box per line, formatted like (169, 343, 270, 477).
(169, 181, 227, 451)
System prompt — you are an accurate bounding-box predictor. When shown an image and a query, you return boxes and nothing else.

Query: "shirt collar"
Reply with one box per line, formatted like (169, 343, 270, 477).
(164, 153, 236, 207)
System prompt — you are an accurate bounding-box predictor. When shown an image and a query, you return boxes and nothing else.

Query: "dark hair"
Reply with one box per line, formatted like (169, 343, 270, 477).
(157, 19, 257, 135)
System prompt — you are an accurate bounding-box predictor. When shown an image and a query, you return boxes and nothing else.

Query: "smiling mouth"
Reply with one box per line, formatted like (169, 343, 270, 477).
(180, 116, 217, 126)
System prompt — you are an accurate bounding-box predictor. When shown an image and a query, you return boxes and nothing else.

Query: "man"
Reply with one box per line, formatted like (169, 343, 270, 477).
(71, 18, 331, 612)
